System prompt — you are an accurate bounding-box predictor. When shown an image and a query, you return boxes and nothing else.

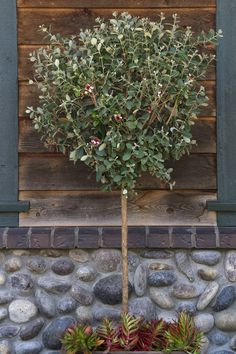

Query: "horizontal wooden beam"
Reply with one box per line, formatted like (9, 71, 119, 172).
(207, 201, 236, 212)
(17, 8, 215, 45)
(19, 190, 216, 226)
(0, 201, 30, 212)
(17, 0, 216, 8)
(19, 154, 216, 191)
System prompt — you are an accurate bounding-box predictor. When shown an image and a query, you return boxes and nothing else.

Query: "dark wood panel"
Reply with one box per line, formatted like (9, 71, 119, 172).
(19, 81, 216, 117)
(18, 46, 216, 81)
(19, 118, 216, 154)
(17, 0, 216, 8)
(192, 119, 216, 153)
(18, 8, 215, 44)
(19, 154, 216, 191)
(19, 190, 216, 226)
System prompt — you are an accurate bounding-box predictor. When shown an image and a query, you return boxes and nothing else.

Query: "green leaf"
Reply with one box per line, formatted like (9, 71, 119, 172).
(91, 38, 97, 46)
(126, 143, 133, 150)
(99, 143, 106, 151)
(113, 175, 122, 182)
(81, 155, 89, 161)
(54, 59, 60, 68)
(126, 121, 136, 130)
(123, 152, 131, 161)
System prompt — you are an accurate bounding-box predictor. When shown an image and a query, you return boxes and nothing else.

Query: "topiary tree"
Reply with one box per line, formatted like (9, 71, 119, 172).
(26, 12, 221, 313)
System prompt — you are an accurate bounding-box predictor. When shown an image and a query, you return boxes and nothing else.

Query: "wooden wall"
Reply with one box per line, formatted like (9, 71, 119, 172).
(17, 0, 217, 226)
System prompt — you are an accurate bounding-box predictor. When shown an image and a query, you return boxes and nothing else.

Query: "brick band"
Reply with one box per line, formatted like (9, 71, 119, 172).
(0, 226, 235, 249)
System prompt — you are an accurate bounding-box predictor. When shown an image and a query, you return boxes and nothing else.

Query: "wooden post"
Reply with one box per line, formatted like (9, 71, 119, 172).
(207, 0, 236, 225)
(121, 189, 128, 313)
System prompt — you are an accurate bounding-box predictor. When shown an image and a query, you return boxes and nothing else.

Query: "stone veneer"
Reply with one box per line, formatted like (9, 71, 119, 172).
(0, 248, 235, 353)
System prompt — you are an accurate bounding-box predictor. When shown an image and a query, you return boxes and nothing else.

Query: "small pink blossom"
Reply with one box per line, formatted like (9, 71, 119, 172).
(85, 84, 94, 94)
(114, 114, 123, 122)
(90, 137, 100, 146)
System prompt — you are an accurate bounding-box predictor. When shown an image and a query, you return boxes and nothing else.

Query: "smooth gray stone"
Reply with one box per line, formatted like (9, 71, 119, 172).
(26, 256, 47, 274)
(57, 297, 77, 314)
(134, 264, 147, 296)
(71, 283, 94, 305)
(208, 330, 230, 346)
(129, 297, 156, 320)
(20, 318, 44, 340)
(194, 313, 214, 333)
(14, 341, 42, 354)
(215, 311, 236, 331)
(51, 258, 75, 275)
(0, 291, 14, 305)
(35, 289, 56, 318)
(42, 316, 76, 350)
(148, 271, 177, 287)
(76, 266, 97, 282)
(38, 277, 71, 294)
(5, 257, 22, 273)
(191, 251, 221, 266)
(93, 274, 132, 305)
(0, 326, 19, 339)
(175, 251, 194, 282)
(172, 283, 199, 299)
(93, 307, 121, 321)
(212, 285, 236, 312)
(197, 281, 219, 310)
(8, 273, 33, 294)
(176, 302, 197, 316)
(92, 249, 121, 272)
(225, 251, 236, 281)
(140, 250, 173, 259)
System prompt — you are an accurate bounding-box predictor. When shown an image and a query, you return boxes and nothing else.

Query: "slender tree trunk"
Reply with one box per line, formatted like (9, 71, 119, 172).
(121, 189, 128, 313)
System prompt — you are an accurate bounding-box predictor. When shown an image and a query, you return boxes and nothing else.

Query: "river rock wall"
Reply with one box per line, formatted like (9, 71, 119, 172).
(0, 249, 235, 353)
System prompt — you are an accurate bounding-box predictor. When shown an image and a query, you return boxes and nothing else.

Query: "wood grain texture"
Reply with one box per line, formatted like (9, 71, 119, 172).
(19, 190, 216, 226)
(17, 0, 216, 8)
(18, 46, 216, 81)
(17, 1, 217, 227)
(19, 154, 216, 191)
(17, 8, 215, 45)
(19, 117, 216, 154)
(19, 81, 216, 118)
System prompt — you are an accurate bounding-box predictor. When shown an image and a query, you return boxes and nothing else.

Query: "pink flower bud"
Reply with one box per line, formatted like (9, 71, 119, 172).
(91, 137, 100, 146)
(85, 84, 94, 93)
(114, 114, 123, 122)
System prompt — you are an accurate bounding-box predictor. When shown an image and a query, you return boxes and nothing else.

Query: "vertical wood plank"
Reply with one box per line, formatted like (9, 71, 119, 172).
(208, 0, 236, 225)
(0, 0, 18, 225)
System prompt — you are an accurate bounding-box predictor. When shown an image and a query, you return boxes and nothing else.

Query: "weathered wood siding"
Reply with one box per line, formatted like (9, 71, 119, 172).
(17, 0, 216, 226)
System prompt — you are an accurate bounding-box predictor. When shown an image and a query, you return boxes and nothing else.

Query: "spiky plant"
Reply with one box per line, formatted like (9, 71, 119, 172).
(164, 312, 203, 354)
(117, 313, 142, 350)
(97, 313, 141, 351)
(97, 313, 168, 352)
(96, 318, 120, 352)
(61, 325, 104, 354)
(136, 319, 167, 351)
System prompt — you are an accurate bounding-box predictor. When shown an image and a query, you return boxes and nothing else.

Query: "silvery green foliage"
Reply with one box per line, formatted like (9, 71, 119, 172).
(26, 12, 221, 191)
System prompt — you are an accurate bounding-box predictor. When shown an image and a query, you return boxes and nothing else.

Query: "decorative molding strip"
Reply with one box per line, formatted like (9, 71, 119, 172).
(0, 0, 30, 226)
(207, 0, 236, 225)
(0, 226, 235, 249)
(0, 201, 30, 212)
